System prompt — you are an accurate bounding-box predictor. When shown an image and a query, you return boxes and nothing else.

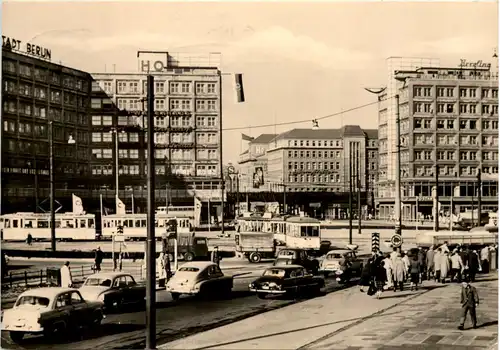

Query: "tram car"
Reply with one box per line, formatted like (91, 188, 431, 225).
(0, 212, 96, 241)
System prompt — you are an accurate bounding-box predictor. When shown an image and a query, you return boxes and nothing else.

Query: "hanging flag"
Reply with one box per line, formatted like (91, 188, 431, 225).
(72, 194, 85, 215)
(241, 133, 254, 142)
(234, 73, 245, 103)
(116, 197, 126, 215)
(194, 196, 202, 228)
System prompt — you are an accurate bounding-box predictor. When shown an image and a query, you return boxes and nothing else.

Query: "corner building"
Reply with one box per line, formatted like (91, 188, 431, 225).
(1, 49, 93, 213)
(376, 57, 499, 220)
(90, 53, 222, 213)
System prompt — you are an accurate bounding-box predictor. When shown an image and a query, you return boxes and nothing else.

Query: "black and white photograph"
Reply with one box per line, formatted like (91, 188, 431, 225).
(0, 1, 498, 349)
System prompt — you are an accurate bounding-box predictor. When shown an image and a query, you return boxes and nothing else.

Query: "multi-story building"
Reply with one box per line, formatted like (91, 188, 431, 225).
(237, 125, 378, 218)
(376, 57, 499, 220)
(238, 134, 277, 192)
(90, 53, 223, 214)
(1, 47, 93, 213)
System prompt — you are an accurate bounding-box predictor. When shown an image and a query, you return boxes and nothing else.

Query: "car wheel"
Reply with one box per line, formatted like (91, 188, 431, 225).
(249, 252, 262, 263)
(171, 292, 180, 301)
(184, 252, 194, 261)
(9, 331, 24, 343)
(257, 292, 267, 299)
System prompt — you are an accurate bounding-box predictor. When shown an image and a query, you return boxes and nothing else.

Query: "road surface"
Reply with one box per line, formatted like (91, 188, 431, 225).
(1, 272, 352, 350)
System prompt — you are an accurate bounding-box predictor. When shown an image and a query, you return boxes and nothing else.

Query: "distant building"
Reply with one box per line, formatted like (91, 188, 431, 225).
(376, 57, 498, 220)
(1, 49, 93, 213)
(237, 126, 378, 218)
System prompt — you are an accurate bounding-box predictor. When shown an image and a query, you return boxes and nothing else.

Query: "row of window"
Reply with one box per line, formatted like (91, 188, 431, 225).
(414, 102, 498, 115)
(91, 148, 219, 160)
(3, 81, 88, 108)
(4, 139, 87, 158)
(287, 161, 377, 171)
(414, 86, 498, 99)
(287, 150, 377, 159)
(3, 120, 88, 142)
(95, 80, 218, 95)
(91, 115, 218, 129)
(414, 150, 499, 161)
(2, 101, 88, 125)
(414, 165, 498, 177)
(3, 60, 89, 91)
(414, 118, 499, 130)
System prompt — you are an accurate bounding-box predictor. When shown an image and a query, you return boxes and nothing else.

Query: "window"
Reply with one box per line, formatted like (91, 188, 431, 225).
(423, 120, 431, 129)
(446, 104, 454, 113)
(155, 82, 165, 93)
(117, 81, 127, 93)
(91, 98, 102, 109)
(92, 133, 102, 142)
(181, 83, 191, 93)
(414, 87, 422, 96)
(155, 99, 165, 110)
(170, 82, 179, 93)
(207, 83, 216, 94)
(446, 88, 454, 97)
(437, 120, 445, 129)
(447, 120, 454, 129)
(437, 87, 445, 97)
(207, 100, 216, 111)
(470, 104, 476, 114)
(460, 88, 467, 98)
(469, 88, 476, 97)
(482, 105, 490, 114)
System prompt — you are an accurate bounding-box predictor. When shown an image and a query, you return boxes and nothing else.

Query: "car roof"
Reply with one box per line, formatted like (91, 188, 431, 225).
(85, 272, 131, 280)
(327, 249, 350, 254)
(179, 261, 216, 269)
(19, 287, 77, 299)
(267, 265, 305, 270)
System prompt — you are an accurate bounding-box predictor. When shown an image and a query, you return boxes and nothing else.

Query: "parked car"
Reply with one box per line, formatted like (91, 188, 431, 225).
(249, 265, 325, 299)
(79, 272, 146, 311)
(273, 248, 320, 275)
(319, 247, 363, 282)
(165, 261, 233, 300)
(2, 287, 104, 343)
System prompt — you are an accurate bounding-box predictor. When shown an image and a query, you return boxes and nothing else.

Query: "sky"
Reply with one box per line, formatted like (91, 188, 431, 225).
(2, 1, 498, 164)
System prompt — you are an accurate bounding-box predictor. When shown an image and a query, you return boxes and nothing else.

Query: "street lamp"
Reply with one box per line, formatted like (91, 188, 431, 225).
(109, 128, 126, 213)
(49, 122, 77, 252)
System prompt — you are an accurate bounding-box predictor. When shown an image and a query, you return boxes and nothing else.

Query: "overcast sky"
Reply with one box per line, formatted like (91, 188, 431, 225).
(2, 1, 498, 163)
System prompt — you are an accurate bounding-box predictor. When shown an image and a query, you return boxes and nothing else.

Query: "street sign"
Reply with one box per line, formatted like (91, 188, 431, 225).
(390, 234, 402, 248)
(371, 232, 380, 252)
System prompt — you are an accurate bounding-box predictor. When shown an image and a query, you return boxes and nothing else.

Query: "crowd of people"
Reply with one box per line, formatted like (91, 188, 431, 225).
(359, 242, 497, 299)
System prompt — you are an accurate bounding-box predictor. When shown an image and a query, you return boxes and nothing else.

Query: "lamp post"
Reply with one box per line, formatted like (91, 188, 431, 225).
(49, 122, 77, 252)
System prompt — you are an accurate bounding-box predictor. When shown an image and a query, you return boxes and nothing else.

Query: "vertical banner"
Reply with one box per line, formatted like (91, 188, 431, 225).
(234, 73, 245, 103)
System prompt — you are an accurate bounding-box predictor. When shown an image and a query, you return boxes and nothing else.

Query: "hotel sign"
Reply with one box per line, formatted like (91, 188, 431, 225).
(2, 36, 52, 61)
(459, 59, 491, 69)
(137, 51, 169, 73)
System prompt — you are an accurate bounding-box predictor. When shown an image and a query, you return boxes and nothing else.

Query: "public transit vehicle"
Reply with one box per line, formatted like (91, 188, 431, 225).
(101, 206, 195, 241)
(415, 229, 498, 247)
(0, 212, 96, 241)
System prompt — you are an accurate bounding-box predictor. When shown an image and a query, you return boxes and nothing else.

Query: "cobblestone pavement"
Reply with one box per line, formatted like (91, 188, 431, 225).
(305, 274, 498, 350)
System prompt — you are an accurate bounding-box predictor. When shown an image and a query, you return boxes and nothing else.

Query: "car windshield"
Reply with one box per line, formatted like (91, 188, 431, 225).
(278, 250, 295, 257)
(84, 278, 112, 286)
(178, 267, 200, 272)
(326, 253, 343, 260)
(263, 269, 286, 278)
(16, 296, 50, 308)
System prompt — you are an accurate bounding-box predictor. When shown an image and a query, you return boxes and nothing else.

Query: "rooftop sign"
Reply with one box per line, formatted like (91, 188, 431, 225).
(459, 59, 491, 69)
(2, 36, 52, 61)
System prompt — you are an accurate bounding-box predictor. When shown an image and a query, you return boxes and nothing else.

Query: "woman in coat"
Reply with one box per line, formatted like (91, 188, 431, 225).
(392, 253, 406, 292)
(359, 256, 373, 292)
(426, 246, 435, 280)
(409, 254, 421, 291)
(433, 248, 442, 282)
(439, 250, 450, 283)
(373, 255, 387, 299)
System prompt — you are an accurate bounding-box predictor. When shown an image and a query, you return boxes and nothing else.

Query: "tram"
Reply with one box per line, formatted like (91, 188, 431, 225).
(415, 229, 498, 247)
(0, 212, 96, 241)
(101, 206, 195, 240)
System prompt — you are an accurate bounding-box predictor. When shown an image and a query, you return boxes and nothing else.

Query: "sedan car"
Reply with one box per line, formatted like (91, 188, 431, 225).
(165, 261, 233, 300)
(319, 248, 364, 280)
(2, 287, 103, 343)
(273, 248, 320, 275)
(79, 272, 146, 311)
(249, 265, 325, 299)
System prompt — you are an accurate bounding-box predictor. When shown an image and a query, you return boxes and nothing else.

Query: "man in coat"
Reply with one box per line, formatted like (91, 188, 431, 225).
(458, 278, 479, 330)
(480, 246, 491, 274)
(467, 250, 480, 282)
(94, 247, 104, 272)
(60, 261, 73, 288)
(426, 246, 435, 280)
(392, 253, 406, 292)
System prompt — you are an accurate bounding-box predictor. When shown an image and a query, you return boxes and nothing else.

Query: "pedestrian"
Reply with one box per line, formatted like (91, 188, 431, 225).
(450, 249, 464, 283)
(26, 233, 33, 246)
(440, 250, 450, 283)
(94, 246, 104, 272)
(480, 245, 491, 274)
(458, 277, 479, 330)
(157, 252, 167, 287)
(392, 253, 406, 292)
(373, 254, 386, 299)
(409, 254, 421, 291)
(434, 248, 442, 282)
(402, 252, 410, 276)
(426, 245, 435, 280)
(467, 250, 480, 282)
(359, 256, 374, 292)
(60, 261, 73, 287)
(390, 247, 398, 264)
(382, 254, 394, 290)
(440, 241, 450, 254)
(418, 247, 426, 282)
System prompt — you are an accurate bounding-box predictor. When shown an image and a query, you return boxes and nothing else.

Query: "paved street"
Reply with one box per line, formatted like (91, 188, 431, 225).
(160, 273, 498, 350)
(0, 274, 351, 349)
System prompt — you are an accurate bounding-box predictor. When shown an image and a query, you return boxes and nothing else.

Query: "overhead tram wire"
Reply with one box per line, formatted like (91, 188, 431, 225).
(222, 95, 395, 132)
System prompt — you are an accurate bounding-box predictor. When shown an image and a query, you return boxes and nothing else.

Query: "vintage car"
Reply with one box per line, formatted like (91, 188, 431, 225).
(273, 248, 320, 275)
(79, 272, 146, 311)
(165, 261, 233, 300)
(2, 287, 104, 343)
(319, 247, 364, 282)
(249, 265, 325, 299)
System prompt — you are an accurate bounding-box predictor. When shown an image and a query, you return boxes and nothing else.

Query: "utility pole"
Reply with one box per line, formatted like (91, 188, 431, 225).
(145, 75, 156, 350)
(236, 173, 240, 217)
(112, 129, 120, 212)
(395, 94, 402, 236)
(49, 121, 56, 252)
(477, 169, 482, 227)
(348, 145, 353, 244)
(218, 71, 225, 237)
(357, 172, 362, 234)
(434, 164, 439, 232)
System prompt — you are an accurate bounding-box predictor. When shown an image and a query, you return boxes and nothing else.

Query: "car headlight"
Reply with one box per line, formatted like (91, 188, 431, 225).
(268, 282, 281, 290)
(335, 270, 343, 275)
(249, 283, 254, 289)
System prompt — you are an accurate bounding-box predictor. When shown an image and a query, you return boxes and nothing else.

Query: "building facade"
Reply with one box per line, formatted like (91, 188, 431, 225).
(1, 49, 93, 213)
(90, 53, 223, 213)
(376, 58, 499, 220)
(237, 126, 378, 218)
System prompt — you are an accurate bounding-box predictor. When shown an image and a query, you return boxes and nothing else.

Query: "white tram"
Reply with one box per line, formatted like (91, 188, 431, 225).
(101, 206, 195, 240)
(236, 215, 322, 250)
(0, 212, 96, 241)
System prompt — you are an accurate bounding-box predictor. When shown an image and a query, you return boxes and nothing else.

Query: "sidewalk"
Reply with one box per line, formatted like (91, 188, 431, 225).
(159, 273, 498, 350)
